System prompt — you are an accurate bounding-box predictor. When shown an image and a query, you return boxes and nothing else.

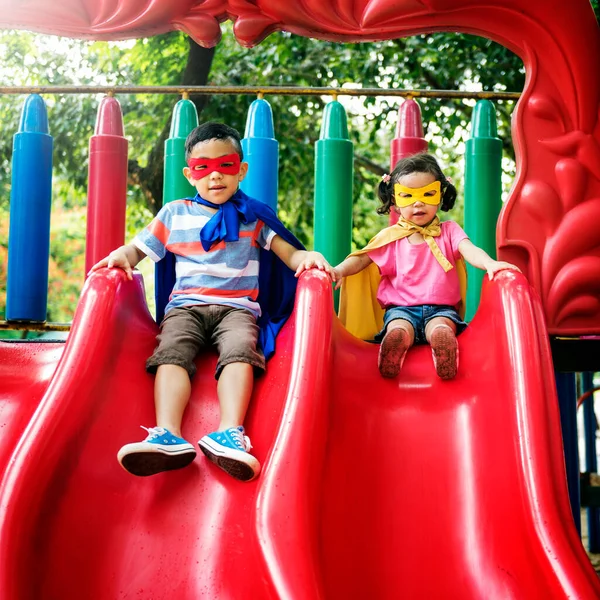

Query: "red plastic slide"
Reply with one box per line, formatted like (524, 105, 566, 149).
(0, 268, 598, 599)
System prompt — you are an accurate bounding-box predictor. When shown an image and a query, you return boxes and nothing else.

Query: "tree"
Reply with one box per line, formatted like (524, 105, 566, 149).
(1, 3, 598, 322)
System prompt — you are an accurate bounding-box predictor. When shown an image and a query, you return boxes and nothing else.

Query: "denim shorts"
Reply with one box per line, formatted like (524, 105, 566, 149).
(375, 304, 467, 345)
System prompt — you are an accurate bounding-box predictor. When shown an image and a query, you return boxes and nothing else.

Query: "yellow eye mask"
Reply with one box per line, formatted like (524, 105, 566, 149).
(394, 180, 441, 207)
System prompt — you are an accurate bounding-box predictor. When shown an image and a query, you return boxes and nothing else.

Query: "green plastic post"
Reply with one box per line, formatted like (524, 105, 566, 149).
(163, 99, 198, 204)
(464, 100, 503, 321)
(154, 99, 199, 318)
(314, 101, 353, 309)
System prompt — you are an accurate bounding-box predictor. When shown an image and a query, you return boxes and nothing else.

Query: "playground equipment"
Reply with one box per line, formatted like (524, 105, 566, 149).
(6, 94, 52, 322)
(241, 98, 279, 211)
(580, 372, 600, 552)
(313, 100, 353, 308)
(388, 98, 428, 227)
(155, 97, 199, 320)
(464, 100, 503, 321)
(84, 96, 128, 274)
(1, 0, 600, 597)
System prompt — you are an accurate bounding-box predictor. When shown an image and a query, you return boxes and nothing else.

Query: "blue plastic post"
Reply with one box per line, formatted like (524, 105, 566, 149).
(581, 372, 600, 551)
(555, 371, 581, 534)
(6, 94, 53, 322)
(241, 99, 278, 210)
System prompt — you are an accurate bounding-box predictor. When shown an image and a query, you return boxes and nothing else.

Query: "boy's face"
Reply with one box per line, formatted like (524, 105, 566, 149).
(183, 138, 248, 205)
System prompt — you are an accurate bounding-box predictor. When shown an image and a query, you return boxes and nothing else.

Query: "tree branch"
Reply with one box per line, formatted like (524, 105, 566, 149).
(133, 38, 216, 214)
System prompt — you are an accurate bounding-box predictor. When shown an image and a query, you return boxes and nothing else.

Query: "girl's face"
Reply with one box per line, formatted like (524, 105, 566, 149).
(394, 171, 440, 226)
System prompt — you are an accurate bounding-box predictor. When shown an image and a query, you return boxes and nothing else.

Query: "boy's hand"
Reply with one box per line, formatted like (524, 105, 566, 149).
(89, 248, 135, 280)
(295, 251, 337, 280)
(485, 260, 521, 281)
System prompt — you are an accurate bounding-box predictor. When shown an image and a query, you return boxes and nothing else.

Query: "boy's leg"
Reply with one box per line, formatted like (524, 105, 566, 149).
(155, 364, 192, 437)
(117, 308, 205, 476)
(216, 362, 254, 430)
(378, 319, 415, 378)
(198, 308, 264, 482)
(425, 317, 458, 380)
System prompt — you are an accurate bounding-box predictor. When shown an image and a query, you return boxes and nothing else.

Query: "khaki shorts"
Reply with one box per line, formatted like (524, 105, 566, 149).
(146, 304, 265, 379)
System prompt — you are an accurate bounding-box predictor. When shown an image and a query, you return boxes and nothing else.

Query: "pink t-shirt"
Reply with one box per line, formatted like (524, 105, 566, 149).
(367, 220, 468, 308)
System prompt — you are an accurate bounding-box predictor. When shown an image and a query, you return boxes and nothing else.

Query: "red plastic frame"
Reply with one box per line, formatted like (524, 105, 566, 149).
(0, 269, 598, 598)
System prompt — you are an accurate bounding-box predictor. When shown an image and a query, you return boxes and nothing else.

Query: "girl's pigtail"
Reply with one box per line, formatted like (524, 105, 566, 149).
(377, 174, 394, 215)
(440, 176, 457, 211)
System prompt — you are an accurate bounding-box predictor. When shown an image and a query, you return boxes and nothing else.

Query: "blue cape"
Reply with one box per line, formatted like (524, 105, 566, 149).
(154, 190, 304, 360)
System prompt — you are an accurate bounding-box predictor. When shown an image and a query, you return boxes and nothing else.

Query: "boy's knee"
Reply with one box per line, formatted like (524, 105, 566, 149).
(146, 351, 196, 378)
(215, 355, 265, 380)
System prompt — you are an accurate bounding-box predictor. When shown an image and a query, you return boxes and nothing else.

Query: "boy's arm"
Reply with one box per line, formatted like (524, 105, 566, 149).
(88, 243, 147, 281)
(458, 238, 520, 280)
(270, 235, 337, 280)
(331, 253, 373, 289)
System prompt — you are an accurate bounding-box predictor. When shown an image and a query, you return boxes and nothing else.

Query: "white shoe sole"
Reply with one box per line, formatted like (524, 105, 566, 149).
(117, 441, 196, 477)
(198, 436, 261, 482)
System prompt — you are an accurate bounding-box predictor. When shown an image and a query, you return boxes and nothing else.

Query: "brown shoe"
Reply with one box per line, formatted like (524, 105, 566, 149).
(430, 326, 458, 380)
(378, 328, 411, 378)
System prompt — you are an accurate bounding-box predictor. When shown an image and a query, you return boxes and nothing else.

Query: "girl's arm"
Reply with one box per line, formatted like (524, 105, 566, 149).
(332, 254, 373, 289)
(458, 238, 520, 280)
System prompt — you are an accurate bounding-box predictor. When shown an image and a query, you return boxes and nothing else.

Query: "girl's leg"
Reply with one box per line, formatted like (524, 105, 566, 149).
(378, 319, 415, 378)
(216, 362, 254, 430)
(425, 317, 458, 380)
(155, 364, 192, 437)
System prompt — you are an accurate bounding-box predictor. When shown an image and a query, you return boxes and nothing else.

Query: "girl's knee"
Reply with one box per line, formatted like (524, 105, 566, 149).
(425, 318, 456, 342)
(386, 318, 415, 343)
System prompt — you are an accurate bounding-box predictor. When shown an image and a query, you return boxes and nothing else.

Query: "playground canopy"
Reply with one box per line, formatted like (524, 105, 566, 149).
(0, 0, 599, 336)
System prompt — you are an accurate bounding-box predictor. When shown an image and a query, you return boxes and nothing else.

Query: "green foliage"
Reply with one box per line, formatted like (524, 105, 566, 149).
(195, 26, 523, 245)
(9, 4, 600, 320)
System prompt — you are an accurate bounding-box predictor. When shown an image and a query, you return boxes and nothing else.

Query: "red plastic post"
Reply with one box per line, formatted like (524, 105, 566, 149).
(85, 96, 128, 274)
(388, 98, 428, 224)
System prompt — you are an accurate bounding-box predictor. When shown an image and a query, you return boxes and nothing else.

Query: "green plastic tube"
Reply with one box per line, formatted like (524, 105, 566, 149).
(464, 100, 503, 321)
(314, 101, 353, 308)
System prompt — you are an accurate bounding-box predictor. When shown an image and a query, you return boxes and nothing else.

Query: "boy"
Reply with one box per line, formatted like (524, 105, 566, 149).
(90, 122, 335, 481)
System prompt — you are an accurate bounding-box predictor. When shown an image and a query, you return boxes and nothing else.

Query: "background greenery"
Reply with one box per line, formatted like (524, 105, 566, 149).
(0, 1, 598, 329)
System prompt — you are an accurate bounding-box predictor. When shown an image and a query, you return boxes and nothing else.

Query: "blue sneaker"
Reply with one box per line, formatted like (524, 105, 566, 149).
(198, 426, 261, 482)
(117, 426, 196, 476)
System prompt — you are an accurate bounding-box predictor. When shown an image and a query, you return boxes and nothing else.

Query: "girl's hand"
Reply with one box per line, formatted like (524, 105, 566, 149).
(294, 251, 337, 280)
(333, 268, 344, 290)
(485, 260, 521, 280)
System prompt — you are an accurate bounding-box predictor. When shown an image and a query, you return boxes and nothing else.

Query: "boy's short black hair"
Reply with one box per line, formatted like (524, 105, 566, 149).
(185, 122, 244, 160)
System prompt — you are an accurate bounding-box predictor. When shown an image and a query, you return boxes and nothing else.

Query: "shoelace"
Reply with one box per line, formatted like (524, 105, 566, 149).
(141, 425, 165, 440)
(229, 427, 252, 452)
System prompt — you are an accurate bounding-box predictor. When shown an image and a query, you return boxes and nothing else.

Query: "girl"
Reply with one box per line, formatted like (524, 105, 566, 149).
(333, 153, 519, 380)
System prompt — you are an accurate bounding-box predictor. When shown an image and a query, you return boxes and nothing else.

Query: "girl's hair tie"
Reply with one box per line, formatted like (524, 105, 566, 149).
(446, 176, 453, 184)
(381, 173, 391, 183)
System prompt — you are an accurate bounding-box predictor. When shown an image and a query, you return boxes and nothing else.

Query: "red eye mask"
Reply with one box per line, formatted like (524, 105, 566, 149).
(187, 153, 241, 179)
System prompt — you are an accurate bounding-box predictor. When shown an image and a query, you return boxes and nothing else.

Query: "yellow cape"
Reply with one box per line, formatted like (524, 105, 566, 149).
(338, 218, 467, 340)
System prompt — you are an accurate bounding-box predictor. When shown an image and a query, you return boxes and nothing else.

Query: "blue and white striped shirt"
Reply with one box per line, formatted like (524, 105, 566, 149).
(134, 199, 276, 317)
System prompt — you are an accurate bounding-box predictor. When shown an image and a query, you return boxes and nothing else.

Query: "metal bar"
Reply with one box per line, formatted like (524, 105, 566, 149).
(0, 321, 70, 332)
(0, 85, 521, 101)
(555, 371, 581, 534)
(582, 372, 600, 552)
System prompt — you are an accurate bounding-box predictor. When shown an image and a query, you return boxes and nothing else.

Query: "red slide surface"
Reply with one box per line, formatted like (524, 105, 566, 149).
(0, 268, 599, 599)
